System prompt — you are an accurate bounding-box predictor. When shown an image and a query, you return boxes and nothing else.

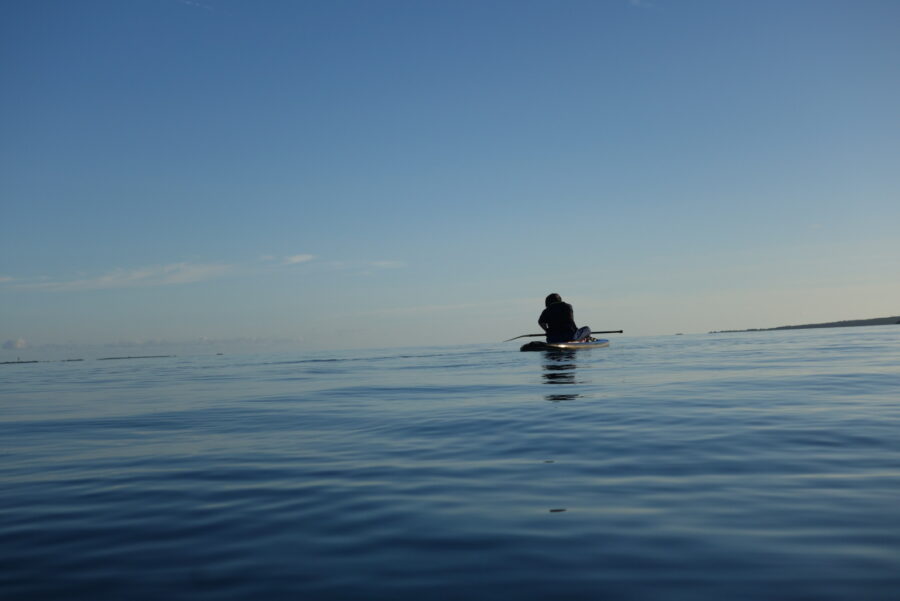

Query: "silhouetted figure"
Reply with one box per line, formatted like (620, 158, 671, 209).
(538, 293, 590, 343)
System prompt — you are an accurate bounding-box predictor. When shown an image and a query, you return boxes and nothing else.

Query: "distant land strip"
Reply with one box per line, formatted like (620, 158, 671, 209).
(97, 355, 176, 361)
(710, 316, 900, 334)
(2, 355, 174, 366)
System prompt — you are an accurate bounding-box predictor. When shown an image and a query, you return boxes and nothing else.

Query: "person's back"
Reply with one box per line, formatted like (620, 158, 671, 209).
(539, 294, 577, 343)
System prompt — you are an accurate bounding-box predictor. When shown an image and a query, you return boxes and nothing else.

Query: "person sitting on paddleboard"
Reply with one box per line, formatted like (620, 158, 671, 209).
(539, 293, 591, 343)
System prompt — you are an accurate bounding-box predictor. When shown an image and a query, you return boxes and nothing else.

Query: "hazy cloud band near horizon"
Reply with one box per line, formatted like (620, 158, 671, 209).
(2, 253, 407, 292)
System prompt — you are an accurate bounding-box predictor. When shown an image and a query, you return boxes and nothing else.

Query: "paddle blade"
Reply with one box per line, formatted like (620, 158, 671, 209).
(503, 333, 545, 342)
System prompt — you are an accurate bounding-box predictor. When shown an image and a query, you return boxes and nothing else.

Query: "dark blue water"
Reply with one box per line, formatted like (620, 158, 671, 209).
(2, 328, 899, 600)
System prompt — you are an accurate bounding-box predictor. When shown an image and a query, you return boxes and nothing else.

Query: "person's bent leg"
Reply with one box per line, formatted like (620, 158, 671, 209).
(572, 326, 591, 342)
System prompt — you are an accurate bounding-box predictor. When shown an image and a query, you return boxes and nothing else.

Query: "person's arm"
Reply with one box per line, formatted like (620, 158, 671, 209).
(538, 309, 549, 332)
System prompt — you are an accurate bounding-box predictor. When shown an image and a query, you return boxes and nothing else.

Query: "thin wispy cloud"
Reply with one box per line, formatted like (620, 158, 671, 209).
(176, 0, 215, 11)
(13, 262, 232, 292)
(284, 254, 315, 265)
(2, 252, 397, 293)
(363, 297, 532, 316)
(370, 260, 405, 269)
(353, 259, 408, 277)
(258, 254, 316, 265)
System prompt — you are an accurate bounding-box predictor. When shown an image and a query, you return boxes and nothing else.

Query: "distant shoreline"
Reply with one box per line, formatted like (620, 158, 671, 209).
(1, 355, 175, 366)
(710, 316, 900, 334)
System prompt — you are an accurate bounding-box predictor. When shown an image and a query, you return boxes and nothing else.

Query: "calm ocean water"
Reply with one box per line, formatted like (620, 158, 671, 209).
(2, 327, 899, 600)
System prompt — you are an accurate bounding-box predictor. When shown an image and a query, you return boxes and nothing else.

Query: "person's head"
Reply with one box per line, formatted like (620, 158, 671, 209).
(545, 293, 562, 307)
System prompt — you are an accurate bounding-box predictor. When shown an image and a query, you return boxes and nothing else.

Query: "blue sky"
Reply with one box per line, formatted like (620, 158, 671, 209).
(2, 0, 899, 356)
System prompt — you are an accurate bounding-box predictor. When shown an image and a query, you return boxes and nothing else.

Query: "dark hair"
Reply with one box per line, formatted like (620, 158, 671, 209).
(545, 293, 562, 307)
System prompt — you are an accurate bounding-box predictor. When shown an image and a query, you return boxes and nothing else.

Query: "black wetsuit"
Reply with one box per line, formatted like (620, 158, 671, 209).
(539, 301, 577, 343)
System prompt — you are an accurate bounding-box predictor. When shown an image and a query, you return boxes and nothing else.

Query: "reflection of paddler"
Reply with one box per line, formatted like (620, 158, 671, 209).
(541, 350, 579, 401)
(543, 367, 575, 384)
(538, 293, 591, 343)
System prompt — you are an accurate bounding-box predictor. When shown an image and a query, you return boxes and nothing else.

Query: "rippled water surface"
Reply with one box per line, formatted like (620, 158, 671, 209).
(2, 328, 900, 600)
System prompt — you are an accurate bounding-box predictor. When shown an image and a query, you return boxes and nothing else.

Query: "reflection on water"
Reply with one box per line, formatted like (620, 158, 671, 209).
(541, 350, 581, 401)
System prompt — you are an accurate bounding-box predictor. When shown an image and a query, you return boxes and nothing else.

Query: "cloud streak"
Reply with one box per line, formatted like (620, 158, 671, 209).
(3, 252, 403, 293)
(176, 0, 215, 11)
(362, 297, 531, 316)
(284, 254, 315, 265)
(13, 262, 232, 292)
(369, 260, 405, 269)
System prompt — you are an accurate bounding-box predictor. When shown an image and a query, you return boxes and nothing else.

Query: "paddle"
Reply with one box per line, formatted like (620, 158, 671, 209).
(504, 330, 623, 342)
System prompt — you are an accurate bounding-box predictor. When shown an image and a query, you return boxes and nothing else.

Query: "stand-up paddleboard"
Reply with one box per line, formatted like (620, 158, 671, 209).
(520, 339, 610, 351)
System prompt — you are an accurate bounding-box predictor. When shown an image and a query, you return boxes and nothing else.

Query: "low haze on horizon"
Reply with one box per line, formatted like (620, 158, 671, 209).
(2, 0, 899, 357)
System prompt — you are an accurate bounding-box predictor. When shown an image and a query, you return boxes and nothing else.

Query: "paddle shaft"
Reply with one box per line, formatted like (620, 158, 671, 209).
(505, 330, 623, 342)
